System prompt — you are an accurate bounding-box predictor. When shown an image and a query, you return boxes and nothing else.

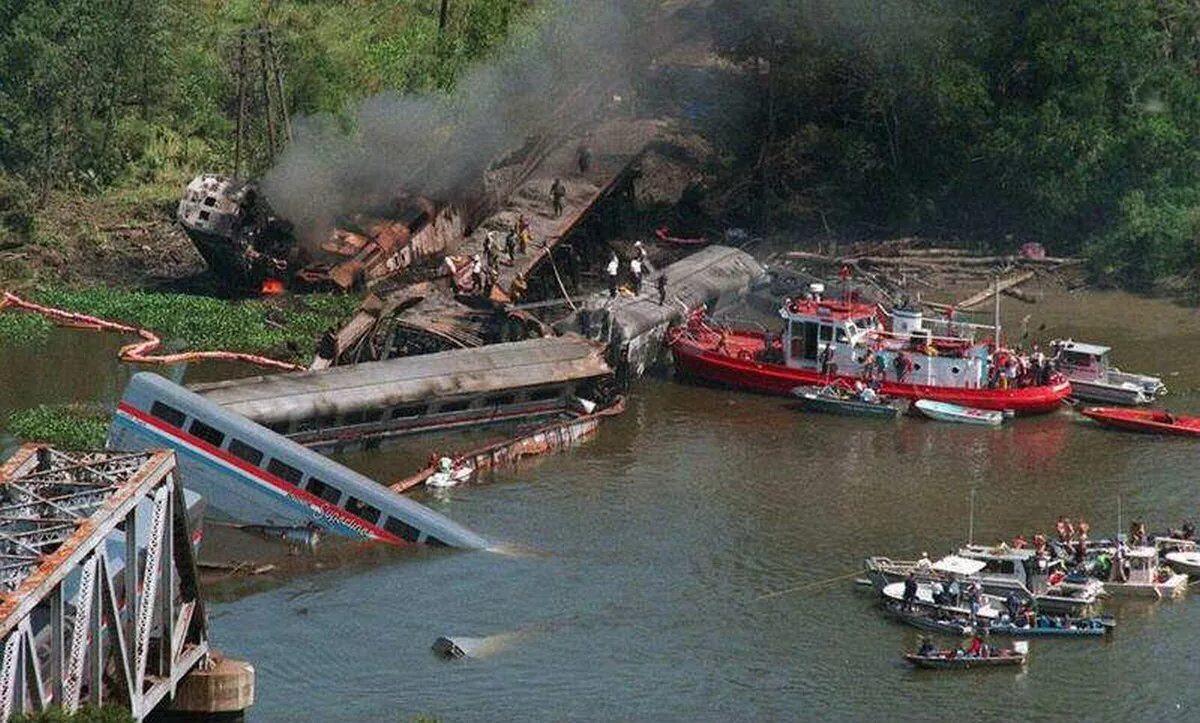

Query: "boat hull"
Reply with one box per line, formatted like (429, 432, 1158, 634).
(913, 399, 1004, 426)
(1165, 551, 1200, 577)
(904, 653, 1025, 670)
(671, 333, 1070, 415)
(796, 391, 900, 419)
(1079, 407, 1200, 437)
(1068, 379, 1151, 406)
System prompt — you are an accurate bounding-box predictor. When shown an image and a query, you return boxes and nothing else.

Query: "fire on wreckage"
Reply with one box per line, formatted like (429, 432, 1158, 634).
(178, 173, 463, 292)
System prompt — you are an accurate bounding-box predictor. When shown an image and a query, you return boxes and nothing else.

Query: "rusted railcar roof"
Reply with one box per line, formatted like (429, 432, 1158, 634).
(190, 334, 611, 424)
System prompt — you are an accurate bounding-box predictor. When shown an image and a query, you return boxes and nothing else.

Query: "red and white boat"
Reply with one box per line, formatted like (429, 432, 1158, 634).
(668, 293, 1070, 415)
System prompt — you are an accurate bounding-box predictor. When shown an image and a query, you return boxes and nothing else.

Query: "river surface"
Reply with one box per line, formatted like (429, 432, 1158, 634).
(4, 285, 1200, 721)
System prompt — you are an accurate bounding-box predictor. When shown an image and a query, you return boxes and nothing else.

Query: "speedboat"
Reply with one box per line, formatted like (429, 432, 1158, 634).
(912, 400, 1004, 426)
(880, 579, 1005, 620)
(1050, 340, 1166, 405)
(1079, 407, 1200, 437)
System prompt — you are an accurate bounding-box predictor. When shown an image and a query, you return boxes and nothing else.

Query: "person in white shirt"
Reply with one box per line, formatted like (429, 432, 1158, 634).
(606, 254, 619, 298)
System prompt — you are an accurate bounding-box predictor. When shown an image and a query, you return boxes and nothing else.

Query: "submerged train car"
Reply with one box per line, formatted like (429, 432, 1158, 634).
(190, 335, 614, 452)
(108, 372, 489, 549)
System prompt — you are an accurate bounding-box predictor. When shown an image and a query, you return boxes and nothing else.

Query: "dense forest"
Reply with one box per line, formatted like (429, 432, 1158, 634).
(713, 0, 1200, 289)
(2, 0, 1200, 290)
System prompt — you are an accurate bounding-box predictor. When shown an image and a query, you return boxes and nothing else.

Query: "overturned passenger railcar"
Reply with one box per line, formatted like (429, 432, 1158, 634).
(109, 372, 490, 549)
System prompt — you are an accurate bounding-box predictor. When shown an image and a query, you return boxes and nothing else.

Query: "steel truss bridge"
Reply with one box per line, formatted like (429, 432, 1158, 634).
(0, 445, 208, 720)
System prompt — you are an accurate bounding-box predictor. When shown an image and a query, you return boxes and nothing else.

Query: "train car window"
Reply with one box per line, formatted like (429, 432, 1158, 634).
(316, 416, 336, 429)
(426, 536, 448, 547)
(391, 405, 427, 419)
(344, 410, 366, 425)
(383, 516, 420, 543)
(227, 439, 264, 466)
(439, 400, 470, 413)
(150, 401, 186, 428)
(485, 394, 516, 406)
(187, 419, 225, 448)
(364, 410, 384, 423)
(265, 421, 290, 435)
(345, 497, 381, 525)
(267, 458, 303, 485)
(529, 388, 561, 402)
(304, 478, 342, 505)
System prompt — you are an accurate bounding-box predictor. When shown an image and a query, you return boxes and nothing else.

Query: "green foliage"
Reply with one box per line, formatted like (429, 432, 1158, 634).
(10, 706, 134, 723)
(0, 1, 530, 189)
(4, 404, 111, 450)
(29, 287, 360, 361)
(711, 0, 1200, 285)
(0, 309, 53, 346)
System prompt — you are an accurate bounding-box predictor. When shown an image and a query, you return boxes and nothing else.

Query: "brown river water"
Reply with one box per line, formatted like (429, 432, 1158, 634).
(4, 283, 1200, 721)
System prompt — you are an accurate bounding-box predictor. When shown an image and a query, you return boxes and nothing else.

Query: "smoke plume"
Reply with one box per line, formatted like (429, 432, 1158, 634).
(262, 0, 647, 241)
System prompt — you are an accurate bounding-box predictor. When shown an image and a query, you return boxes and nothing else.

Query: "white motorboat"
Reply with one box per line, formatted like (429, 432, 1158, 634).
(881, 580, 1005, 620)
(1050, 340, 1166, 406)
(1099, 546, 1187, 599)
(913, 399, 1004, 426)
(1165, 550, 1200, 577)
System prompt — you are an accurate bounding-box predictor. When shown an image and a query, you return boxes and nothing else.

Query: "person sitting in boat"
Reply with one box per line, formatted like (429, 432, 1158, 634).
(854, 381, 879, 404)
(1012, 533, 1028, 549)
(964, 635, 985, 658)
(917, 637, 936, 657)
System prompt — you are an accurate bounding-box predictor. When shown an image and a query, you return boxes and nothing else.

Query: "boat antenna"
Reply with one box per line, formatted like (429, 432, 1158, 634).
(1117, 492, 1122, 540)
(968, 488, 976, 546)
(993, 273, 1002, 349)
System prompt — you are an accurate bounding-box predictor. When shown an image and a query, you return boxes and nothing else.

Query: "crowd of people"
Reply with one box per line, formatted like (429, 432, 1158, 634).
(986, 345, 1058, 389)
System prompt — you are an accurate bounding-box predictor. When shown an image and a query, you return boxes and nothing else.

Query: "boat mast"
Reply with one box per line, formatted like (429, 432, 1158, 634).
(993, 274, 1002, 349)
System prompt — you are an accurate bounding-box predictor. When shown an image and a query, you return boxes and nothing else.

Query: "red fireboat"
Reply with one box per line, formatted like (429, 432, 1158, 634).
(668, 290, 1071, 415)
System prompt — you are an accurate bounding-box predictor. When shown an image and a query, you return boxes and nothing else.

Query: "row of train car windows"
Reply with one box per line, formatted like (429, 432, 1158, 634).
(149, 400, 391, 533)
(267, 387, 565, 436)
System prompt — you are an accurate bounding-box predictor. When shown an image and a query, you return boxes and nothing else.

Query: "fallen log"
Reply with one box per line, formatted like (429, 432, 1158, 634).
(955, 270, 1036, 309)
(1002, 286, 1037, 304)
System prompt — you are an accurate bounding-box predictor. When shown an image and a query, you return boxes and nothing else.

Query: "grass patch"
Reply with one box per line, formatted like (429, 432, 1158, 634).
(28, 287, 361, 362)
(4, 404, 111, 450)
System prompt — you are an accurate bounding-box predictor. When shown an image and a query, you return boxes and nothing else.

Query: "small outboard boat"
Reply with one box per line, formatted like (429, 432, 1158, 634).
(912, 399, 1004, 426)
(791, 384, 900, 419)
(1079, 407, 1200, 437)
(904, 640, 1027, 670)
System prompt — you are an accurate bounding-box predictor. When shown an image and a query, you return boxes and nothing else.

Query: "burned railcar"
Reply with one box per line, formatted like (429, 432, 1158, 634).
(190, 334, 615, 452)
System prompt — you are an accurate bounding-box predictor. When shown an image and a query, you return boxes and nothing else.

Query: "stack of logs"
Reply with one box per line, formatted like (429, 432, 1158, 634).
(771, 239, 1083, 311)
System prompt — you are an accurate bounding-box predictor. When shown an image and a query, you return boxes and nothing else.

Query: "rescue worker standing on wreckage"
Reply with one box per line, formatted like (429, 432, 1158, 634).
(607, 253, 620, 298)
(551, 178, 567, 217)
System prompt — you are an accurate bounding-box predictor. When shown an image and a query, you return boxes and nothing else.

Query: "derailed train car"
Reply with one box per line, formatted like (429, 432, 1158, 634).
(108, 372, 490, 549)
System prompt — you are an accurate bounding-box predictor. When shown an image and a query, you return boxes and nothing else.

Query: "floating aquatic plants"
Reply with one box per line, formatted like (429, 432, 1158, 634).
(2, 288, 360, 362)
(4, 403, 111, 450)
